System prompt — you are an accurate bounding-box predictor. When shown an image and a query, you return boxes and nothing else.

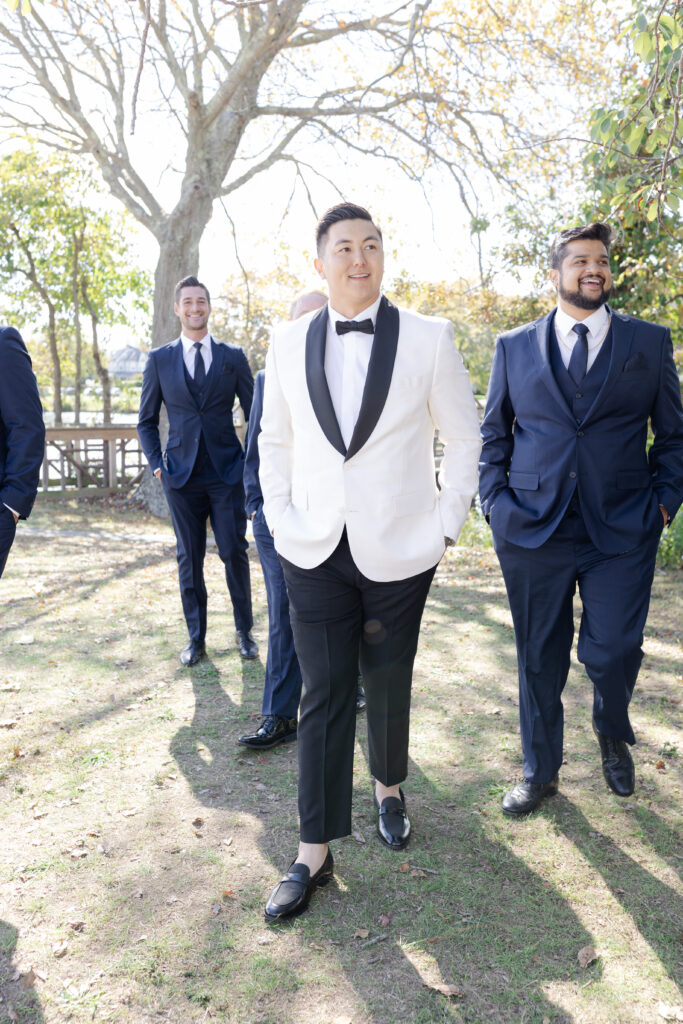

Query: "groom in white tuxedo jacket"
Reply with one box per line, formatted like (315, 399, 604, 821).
(258, 203, 481, 921)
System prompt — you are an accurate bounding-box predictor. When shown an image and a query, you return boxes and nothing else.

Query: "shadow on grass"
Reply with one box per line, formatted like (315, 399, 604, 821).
(0, 919, 44, 1023)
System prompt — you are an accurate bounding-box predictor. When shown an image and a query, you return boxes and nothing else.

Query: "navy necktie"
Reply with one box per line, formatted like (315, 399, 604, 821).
(568, 323, 589, 385)
(335, 318, 374, 336)
(193, 342, 206, 387)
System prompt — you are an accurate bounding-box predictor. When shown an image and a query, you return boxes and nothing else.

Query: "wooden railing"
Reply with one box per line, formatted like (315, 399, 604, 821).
(42, 426, 146, 496)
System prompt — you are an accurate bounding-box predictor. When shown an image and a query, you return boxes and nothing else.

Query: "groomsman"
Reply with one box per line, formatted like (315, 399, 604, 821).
(0, 325, 44, 578)
(239, 291, 365, 751)
(258, 203, 481, 920)
(480, 222, 683, 815)
(138, 277, 257, 666)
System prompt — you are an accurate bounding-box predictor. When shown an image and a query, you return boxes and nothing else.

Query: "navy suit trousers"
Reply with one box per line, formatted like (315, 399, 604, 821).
(251, 507, 302, 719)
(494, 507, 662, 784)
(162, 456, 252, 644)
(0, 506, 17, 579)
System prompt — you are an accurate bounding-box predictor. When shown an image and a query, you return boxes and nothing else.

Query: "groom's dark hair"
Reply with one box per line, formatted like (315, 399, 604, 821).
(315, 202, 382, 254)
(549, 222, 616, 269)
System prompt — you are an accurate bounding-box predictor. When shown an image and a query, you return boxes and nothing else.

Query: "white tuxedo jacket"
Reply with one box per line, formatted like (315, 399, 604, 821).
(258, 296, 481, 582)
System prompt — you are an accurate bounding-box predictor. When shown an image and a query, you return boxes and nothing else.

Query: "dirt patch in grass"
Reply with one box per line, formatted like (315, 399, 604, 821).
(0, 496, 681, 1023)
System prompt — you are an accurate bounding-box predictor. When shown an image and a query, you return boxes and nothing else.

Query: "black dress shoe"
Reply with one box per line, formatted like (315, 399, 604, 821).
(355, 681, 367, 714)
(374, 788, 410, 850)
(238, 714, 297, 749)
(264, 850, 334, 922)
(593, 720, 634, 797)
(501, 775, 559, 816)
(236, 629, 258, 659)
(180, 642, 206, 666)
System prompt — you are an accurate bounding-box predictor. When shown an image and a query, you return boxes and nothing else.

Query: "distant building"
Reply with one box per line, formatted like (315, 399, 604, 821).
(109, 345, 148, 379)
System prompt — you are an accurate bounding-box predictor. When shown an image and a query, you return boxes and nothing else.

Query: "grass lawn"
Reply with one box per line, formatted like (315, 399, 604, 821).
(0, 496, 681, 1024)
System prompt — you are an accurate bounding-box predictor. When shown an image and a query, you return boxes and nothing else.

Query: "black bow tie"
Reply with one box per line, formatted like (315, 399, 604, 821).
(335, 318, 375, 336)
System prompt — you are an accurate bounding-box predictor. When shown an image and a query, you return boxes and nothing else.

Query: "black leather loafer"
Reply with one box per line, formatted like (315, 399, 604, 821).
(593, 720, 634, 797)
(355, 681, 367, 715)
(238, 714, 297, 749)
(180, 642, 206, 666)
(374, 788, 410, 850)
(501, 775, 559, 816)
(264, 850, 334, 922)
(236, 629, 258, 660)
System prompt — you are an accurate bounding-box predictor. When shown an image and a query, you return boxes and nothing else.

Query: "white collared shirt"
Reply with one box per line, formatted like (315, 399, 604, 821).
(324, 296, 382, 448)
(554, 304, 610, 372)
(180, 332, 212, 377)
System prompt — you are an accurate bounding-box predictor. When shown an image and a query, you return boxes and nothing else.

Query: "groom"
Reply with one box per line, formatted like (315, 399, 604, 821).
(258, 202, 481, 920)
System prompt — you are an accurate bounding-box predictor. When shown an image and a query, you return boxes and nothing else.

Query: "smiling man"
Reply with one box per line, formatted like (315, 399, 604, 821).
(258, 202, 481, 920)
(480, 223, 683, 815)
(138, 276, 256, 667)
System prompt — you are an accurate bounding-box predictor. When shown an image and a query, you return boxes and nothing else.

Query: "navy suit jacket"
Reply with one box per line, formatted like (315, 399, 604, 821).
(0, 326, 45, 519)
(243, 369, 265, 516)
(137, 336, 253, 489)
(479, 307, 683, 554)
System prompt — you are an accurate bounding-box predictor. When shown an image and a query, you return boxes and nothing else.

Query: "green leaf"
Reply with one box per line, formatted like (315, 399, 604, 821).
(646, 199, 659, 222)
(633, 30, 655, 62)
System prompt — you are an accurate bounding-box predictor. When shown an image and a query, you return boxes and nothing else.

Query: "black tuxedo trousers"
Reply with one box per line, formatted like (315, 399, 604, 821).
(279, 530, 435, 843)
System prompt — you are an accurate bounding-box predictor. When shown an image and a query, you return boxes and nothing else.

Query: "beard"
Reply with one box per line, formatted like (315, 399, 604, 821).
(557, 277, 611, 311)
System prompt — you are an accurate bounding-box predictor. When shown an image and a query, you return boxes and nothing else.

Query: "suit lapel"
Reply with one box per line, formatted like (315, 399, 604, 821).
(199, 337, 221, 407)
(170, 338, 193, 400)
(531, 311, 574, 419)
(582, 309, 634, 424)
(305, 306, 346, 457)
(345, 296, 400, 461)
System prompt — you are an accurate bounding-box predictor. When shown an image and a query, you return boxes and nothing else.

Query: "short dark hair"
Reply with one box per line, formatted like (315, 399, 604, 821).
(174, 275, 210, 304)
(549, 222, 616, 269)
(315, 202, 382, 254)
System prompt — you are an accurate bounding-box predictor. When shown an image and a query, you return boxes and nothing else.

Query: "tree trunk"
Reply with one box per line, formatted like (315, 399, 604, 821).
(72, 232, 83, 424)
(46, 302, 63, 425)
(82, 281, 111, 425)
(151, 198, 214, 349)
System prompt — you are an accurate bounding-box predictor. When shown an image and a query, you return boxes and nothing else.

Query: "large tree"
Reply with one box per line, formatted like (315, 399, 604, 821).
(0, 0, 612, 347)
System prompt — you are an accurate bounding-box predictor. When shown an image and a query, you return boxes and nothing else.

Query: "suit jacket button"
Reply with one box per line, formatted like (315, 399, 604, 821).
(569, 471, 577, 479)
(577, 430, 584, 437)
(575, 392, 582, 399)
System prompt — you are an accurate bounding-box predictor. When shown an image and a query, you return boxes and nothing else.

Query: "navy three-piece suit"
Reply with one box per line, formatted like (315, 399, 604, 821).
(0, 327, 44, 578)
(138, 336, 254, 646)
(480, 307, 683, 783)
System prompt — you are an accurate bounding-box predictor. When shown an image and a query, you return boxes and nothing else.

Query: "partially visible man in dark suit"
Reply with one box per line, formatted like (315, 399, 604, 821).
(138, 276, 257, 666)
(480, 222, 683, 816)
(239, 291, 366, 751)
(0, 325, 44, 578)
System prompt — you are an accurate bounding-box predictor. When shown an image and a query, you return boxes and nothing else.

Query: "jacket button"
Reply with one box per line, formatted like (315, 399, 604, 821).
(577, 430, 584, 437)
(575, 392, 582, 399)
(569, 471, 577, 479)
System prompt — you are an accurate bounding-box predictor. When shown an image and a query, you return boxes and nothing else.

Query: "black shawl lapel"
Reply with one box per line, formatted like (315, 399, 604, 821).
(582, 308, 634, 424)
(305, 305, 346, 456)
(345, 296, 400, 461)
(531, 311, 577, 422)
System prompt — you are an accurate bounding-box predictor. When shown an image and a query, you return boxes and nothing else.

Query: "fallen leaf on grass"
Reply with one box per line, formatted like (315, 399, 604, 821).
(257, 935, 273, 946)
(21, 968, 36, 989)
(655, 760, 667, 772)
(410, 869, 427, 878)
(68, 921, 85, 932)
(33, 809, 47, 820)
(222, 837, 233, 848)
(423, 982, 465, 998)
(221, 890, 236, 899)
(353, 928, 370, 939)
(122, 809, 137, 817)
(52, 941, 68, 959)
(577, 945, 597, 969)
(378, 912, 393, 927)
(16, 634, 35, 645)
(352, 830, 366, 845)
(70, 849, 88, 859)
(398, 862, 411, 873)
(0, 719, 18, 729)
(309, 943, 325, 951)
(659, 1003, 683, 1022)
(166, 896, 179, 905)
(192, 817, 204, 828)
(11, 747, 24, 759)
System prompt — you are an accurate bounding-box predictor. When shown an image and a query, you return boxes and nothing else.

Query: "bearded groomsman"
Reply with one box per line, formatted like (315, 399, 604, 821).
(479, 222, 683, 816)
(258, 202, 481, 920)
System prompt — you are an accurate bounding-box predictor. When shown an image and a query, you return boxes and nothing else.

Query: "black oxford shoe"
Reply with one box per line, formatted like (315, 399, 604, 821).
(593, 721, 635, 797)
(355, 681, 367, 715)
(236, 629, 258, 660)
(501, 775, 559, 816)
(374, 788, 410, 850)
(180, 641, 206, 666)
(264, 850, 334, 922)
(238, 714, 297, 749)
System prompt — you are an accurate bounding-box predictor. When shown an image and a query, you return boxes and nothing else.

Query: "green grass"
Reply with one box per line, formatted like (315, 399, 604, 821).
(0, 495, 680, 1023)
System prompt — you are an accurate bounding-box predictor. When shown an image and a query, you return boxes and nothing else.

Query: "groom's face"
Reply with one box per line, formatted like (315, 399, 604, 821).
(314, 218, 384, 318)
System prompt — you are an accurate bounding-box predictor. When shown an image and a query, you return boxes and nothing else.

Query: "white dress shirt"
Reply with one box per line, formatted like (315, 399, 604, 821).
(554, 304, 610, 372)
(180, 332, 212, 377)
(324, 296, 382, 448)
